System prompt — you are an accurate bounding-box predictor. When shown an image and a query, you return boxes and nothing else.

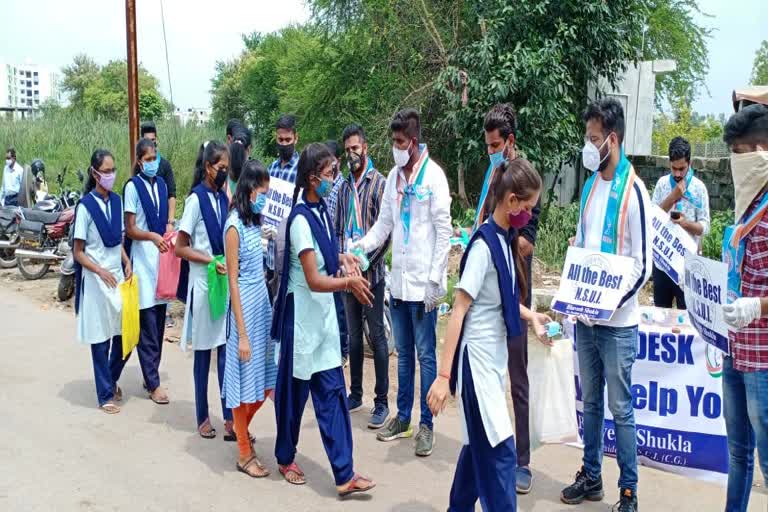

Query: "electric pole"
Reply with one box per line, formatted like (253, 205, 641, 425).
(126, 0, 139, 167)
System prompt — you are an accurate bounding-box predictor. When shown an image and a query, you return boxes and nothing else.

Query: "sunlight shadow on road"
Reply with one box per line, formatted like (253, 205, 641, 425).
(58, 379, 98, 409)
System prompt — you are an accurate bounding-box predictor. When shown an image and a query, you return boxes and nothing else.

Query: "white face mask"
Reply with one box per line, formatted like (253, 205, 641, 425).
(582, 137, 610, 172)
(731, 147, 768, 221)
(5, 159, 12, 167)
(392, 141, 412, 168)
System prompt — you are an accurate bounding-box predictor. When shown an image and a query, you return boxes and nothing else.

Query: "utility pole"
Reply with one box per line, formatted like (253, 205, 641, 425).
(125, 0, 139, 168)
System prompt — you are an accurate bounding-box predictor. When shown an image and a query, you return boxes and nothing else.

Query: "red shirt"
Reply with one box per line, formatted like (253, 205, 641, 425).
(730, 208, 768, 372)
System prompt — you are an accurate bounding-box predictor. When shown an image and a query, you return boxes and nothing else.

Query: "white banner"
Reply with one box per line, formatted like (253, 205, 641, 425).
(683, 254, 730, 354)
(551, 247, 635, 320)
(650, 204, 698, 286)
(565, 311, 727, 484)
(263, 178, 295, 228)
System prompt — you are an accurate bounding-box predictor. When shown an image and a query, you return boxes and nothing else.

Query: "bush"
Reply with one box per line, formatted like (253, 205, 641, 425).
(536, 203, 580, 270)
(702, 210, 733, 260)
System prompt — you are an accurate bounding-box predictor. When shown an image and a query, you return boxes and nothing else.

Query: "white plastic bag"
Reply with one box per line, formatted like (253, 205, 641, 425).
(530, 338, 578, 444)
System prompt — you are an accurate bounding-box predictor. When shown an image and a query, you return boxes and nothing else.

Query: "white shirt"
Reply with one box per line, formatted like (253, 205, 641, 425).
(575, 174, 653, 327)
(651, 173, 711, 246)
(359, 147, 452, 301)
(1, 162, 23, 205)
(456, 232, 515, 447)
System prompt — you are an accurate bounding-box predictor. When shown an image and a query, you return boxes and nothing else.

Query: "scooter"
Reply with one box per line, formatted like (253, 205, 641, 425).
(58, 229, 75, 301)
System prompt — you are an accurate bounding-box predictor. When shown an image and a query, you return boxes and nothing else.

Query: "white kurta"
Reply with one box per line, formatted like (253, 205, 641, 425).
(179, 192, 227, 352)
(124, 177, 165, 310)
(75, 193, 125, 344)
(456, 230, 515, 448)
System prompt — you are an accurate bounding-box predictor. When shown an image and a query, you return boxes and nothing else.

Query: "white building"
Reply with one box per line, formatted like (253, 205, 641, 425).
(173, 107, 211, 126)
(0, 59, 61, 118)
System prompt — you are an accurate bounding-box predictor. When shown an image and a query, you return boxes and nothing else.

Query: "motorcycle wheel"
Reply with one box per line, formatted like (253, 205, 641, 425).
(17, 257, 51, 280)
(0, 235, 17, 269)
(58, 274, 75, 302)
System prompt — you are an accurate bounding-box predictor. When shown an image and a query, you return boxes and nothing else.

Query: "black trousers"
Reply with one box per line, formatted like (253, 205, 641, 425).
(507, 254, 532, 467)
(652, 265, 686, 309)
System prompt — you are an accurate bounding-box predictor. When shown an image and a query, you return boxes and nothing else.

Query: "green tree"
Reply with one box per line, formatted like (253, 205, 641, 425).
(752, 40, 768, 85)
(61, 54, 100, 106)
(652, 102, 723, 154)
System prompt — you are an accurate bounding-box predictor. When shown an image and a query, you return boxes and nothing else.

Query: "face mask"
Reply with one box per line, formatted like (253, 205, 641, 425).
(582, 136, 611, 172)
(94, 170, 116, 192)
(214, 168, 228, 190)
(347, 152, 363, 173)
(5, 159, 12, 167)
(142, 159, 159, 178)
(488, 143, 507, 169)
(278, 143, 295, 162)
(392, 141, 412, 168)
(316, 177, 333, 198)
(508, 208, 532, 229)
(731, 148, 768, 221)
(251, 192, 267, 214)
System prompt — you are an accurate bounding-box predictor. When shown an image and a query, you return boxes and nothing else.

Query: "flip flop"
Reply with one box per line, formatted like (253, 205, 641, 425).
(338, 474, 376, 497)
(224, 430, 257, 443)
(237, 456, 270, 478)
(149, 389, 169, 405)
(279, 462, 306, 485)
(100, 402, 120, 415)
(198, 419, 216, 439)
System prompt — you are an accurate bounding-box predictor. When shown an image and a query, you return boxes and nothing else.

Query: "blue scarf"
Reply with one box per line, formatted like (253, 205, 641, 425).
(669, 167, 702, 210)
(176, 183, 228, 303)
(397, 145, 430, 245)
(124, 175, 168, 258)
(449, 219, 522, 395)
(272, 194, 349, 437)
(723, 191, 768, 304)
(577, 149, 635, 254)
(74, 192, 123, 315)
(472, 159, 500, 233)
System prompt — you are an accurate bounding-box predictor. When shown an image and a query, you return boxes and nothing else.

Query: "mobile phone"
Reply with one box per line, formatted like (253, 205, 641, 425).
(670, 211, 681, 220)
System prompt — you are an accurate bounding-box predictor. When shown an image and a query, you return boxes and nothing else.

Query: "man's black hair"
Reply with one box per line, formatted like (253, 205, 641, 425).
(582, 97, 626, 144)
(390, 108, 420, 141)
(668, 136, 691, 162)
(342, 124, 366, 144)
(140, 121, 157, 137)
(6, 147, 16, 159)
(484, 103, 517, 139)
(724, 104, 768, 146)
(275, 114, 297, 133)
(227, 119, 244, 137)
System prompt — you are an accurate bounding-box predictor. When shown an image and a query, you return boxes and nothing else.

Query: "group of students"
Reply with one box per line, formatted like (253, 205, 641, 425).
(70, 96, 768, 511)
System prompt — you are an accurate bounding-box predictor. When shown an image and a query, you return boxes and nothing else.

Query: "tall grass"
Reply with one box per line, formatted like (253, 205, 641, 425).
(0, 112, 221, 218)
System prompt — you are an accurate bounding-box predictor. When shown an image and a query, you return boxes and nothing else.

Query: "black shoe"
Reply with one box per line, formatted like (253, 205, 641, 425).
(560, 466, 604, 505)
(612, 488, 638, 512)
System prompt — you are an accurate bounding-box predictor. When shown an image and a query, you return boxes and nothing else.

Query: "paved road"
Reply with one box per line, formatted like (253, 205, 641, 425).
(0, 289, 765, 511)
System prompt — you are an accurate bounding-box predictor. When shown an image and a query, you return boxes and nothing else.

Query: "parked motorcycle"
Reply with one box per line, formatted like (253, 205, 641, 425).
(0, 207, 19, 268)
(58, 229, 75, 301)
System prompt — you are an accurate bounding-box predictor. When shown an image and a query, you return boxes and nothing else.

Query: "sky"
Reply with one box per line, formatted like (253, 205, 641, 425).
(0, 0, 764, 116)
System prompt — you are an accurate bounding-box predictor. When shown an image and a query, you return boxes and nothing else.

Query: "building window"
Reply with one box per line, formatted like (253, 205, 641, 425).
(26, 71, 31, 78)
(27, 90, 32, 97)
(27, 99, 32, 106)
(33, 71, 38, 77)
(26, 81, 31, 87)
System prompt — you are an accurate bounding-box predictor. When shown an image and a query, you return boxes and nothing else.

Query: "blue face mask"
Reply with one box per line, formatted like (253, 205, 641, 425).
(251, 192, 267, 214)
(142, 158, 159, 178)
(316, 177, 333, 198)
(488, 143, 507, 169)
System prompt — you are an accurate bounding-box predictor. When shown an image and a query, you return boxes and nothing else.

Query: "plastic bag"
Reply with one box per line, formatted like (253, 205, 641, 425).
(120, 275, 140, 359)
(207, 255, 228, 321)
(156, 231, 181, 300)
(529, 337, 578, 444)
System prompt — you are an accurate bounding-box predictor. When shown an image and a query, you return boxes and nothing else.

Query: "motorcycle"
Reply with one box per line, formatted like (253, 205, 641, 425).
(58, 228, 75, 301)
(0, 206, 19, 268)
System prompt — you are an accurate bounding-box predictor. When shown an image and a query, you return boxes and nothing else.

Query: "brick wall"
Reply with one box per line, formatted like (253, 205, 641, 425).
(629, 155, 733, 211)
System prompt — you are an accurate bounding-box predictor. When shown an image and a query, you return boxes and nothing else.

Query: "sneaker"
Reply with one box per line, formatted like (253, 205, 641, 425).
(368, 404, 389, 429)
(376, 417, 413, 442)
(612, 488, 637, 512)
(515, 466, 533, 494)
(347, 395, 364, 413)
(414, 424, 434, 457)
(560, 466, 604, 504)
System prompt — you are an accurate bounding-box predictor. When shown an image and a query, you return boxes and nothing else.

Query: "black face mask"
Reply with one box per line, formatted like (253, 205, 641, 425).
(214, 169, 228, 190)
(278, 143, 295, 162)
(347, 151, 364, 173)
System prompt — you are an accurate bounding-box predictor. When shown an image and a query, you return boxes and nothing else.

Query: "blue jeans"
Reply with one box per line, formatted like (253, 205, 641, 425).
(576, 323, 638, 491)
(390, 299, 437, 430)
(723, 357, 768, 512)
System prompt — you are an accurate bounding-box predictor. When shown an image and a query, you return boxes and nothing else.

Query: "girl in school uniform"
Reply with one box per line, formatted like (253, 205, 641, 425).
(272, 143, 376, 496)
(223, 159, 277, 477)
(426, 159, 552, 512)
(74, 149, 131, 414)
(176, 141, 235, 440)
(120, 139, 171, 404)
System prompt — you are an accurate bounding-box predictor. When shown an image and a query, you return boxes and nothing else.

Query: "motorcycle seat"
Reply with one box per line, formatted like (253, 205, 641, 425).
(21, 209, 61, 224)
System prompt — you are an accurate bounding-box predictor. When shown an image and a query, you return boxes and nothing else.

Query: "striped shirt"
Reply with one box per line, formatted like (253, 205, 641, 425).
(729, 207, 768, 372)
(266, 152, 300, 270)
(334, 163, 390, 287)
(327, 172, 346, 227)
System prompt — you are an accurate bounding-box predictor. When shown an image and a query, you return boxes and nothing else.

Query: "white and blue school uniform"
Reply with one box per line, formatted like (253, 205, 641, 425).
(447, 218, 523, 512)
(73, 191, 125, 406)
(178, 183, 232, 427)
(120, 174, 169, 393)
(272, 193, 354, 486)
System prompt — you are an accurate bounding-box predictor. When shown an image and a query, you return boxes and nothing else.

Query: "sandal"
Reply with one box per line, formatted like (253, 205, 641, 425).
(279, 462, 306, 485)
(237, 456, 270, 478)
(114, 385, 123, 402)
(338, 474, 376, 497)
(149, 387, 169, 405)
(198, 419, 217, 439)
(100, 402, 121, 414)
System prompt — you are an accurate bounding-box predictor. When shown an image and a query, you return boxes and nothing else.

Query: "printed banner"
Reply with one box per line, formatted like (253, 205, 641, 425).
(551, 247, 635, 320)
(683, 254, 730, 354)
(650, 204, 698, 286)
(262, 178, 295, 228)
(565, 312, 727, 484)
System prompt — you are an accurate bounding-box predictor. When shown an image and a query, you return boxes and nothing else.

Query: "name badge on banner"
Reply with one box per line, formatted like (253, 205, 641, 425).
(683, 253, 729, 354)
(551, 246, 635, 320)
(650, 204, 697, 286)
(263, 178, 295, 228)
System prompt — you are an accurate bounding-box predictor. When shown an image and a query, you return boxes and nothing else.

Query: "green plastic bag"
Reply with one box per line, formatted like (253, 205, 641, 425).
(207, 255, 228, 321)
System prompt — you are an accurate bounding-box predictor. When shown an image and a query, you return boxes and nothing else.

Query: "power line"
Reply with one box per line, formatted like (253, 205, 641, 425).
(159, 0, 174, 109)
